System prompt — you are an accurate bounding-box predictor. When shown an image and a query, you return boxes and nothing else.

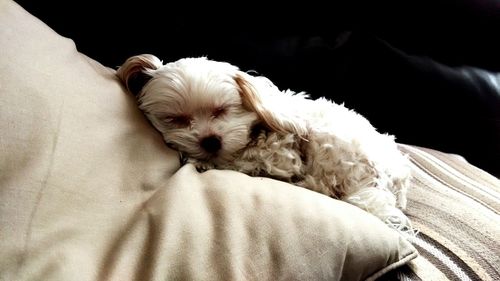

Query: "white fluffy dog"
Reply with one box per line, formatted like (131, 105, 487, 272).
(117, 54, 415, 234)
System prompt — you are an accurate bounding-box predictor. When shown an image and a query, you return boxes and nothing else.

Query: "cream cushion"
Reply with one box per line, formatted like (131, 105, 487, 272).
(0, 0, 417, 280)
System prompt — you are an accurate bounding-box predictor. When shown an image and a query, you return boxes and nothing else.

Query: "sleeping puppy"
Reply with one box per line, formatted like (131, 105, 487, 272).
(117, 54, 415, 235)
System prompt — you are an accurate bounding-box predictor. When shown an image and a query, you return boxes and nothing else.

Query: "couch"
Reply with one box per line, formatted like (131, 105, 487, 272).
(15, 0, 500, 179)
(1, 1, 499, 280)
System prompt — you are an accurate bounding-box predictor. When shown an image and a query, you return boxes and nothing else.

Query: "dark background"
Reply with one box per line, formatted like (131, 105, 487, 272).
(14, 0, 500, 177)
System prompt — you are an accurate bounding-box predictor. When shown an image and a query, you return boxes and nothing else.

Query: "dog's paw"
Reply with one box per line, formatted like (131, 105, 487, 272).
(195, 162, 215, 172)
(184, 158, 215, 173)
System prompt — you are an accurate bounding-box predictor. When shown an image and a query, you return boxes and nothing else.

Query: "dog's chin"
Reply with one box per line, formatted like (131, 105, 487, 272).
(202, 150, 237, 165)
(182, 151, 235, 167)
(173, 145, 237, 166)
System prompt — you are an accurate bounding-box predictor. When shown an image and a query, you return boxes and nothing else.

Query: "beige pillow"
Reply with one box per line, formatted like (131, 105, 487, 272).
(0, 1, 417, 280)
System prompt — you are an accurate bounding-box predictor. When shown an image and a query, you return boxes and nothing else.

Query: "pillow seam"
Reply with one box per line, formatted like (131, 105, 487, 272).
(364, 250, 419, 281)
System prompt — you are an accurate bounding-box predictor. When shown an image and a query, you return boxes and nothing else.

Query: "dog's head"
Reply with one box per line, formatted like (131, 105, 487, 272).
(117, 54, 307, 164)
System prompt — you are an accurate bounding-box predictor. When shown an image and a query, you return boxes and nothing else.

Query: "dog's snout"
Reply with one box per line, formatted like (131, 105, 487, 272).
(200, 135, 222, 153)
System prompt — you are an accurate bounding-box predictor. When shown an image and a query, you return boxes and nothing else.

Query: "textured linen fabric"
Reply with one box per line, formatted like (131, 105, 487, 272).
(0, 1, 418, 280)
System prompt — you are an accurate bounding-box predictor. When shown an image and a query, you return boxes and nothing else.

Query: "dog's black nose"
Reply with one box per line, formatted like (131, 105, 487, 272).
(200, 135, 222, 153)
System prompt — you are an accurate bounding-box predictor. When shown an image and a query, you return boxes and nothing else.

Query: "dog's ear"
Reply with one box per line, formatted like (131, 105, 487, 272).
(235, 72, 308, 137)
(116, 54, 163, 96)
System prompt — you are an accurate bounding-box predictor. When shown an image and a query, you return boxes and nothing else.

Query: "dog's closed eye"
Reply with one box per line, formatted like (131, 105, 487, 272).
(164, 115, 192, 127)
(212, 106, 227, 118)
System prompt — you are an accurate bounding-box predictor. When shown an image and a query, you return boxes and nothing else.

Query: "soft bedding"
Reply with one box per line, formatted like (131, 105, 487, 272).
(0, 1, 416, 280)
(1, 1, 499, 281)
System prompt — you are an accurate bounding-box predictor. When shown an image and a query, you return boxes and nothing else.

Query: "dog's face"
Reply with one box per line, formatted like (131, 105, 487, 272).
(117, 56, 260, 165)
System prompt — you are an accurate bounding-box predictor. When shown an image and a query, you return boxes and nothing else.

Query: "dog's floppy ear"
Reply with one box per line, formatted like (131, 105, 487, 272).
(116, 54, 163, 96)
(235, 72, 308, 137)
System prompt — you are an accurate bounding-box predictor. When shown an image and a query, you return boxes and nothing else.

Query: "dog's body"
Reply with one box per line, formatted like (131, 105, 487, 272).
(117, 55, 414, 234)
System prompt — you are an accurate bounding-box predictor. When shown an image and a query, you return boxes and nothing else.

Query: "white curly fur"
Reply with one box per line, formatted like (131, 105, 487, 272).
(117, 55, 416, 235)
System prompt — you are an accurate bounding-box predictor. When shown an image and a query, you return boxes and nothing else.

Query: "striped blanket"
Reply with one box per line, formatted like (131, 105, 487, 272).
(381, 145, 500, 281)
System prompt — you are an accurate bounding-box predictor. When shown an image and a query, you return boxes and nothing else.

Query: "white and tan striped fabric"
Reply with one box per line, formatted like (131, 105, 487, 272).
(381, 145, 500, 281)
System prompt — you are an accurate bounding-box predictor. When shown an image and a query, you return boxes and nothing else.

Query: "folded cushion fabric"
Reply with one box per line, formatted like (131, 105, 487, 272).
(0, 1, 418, 280)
